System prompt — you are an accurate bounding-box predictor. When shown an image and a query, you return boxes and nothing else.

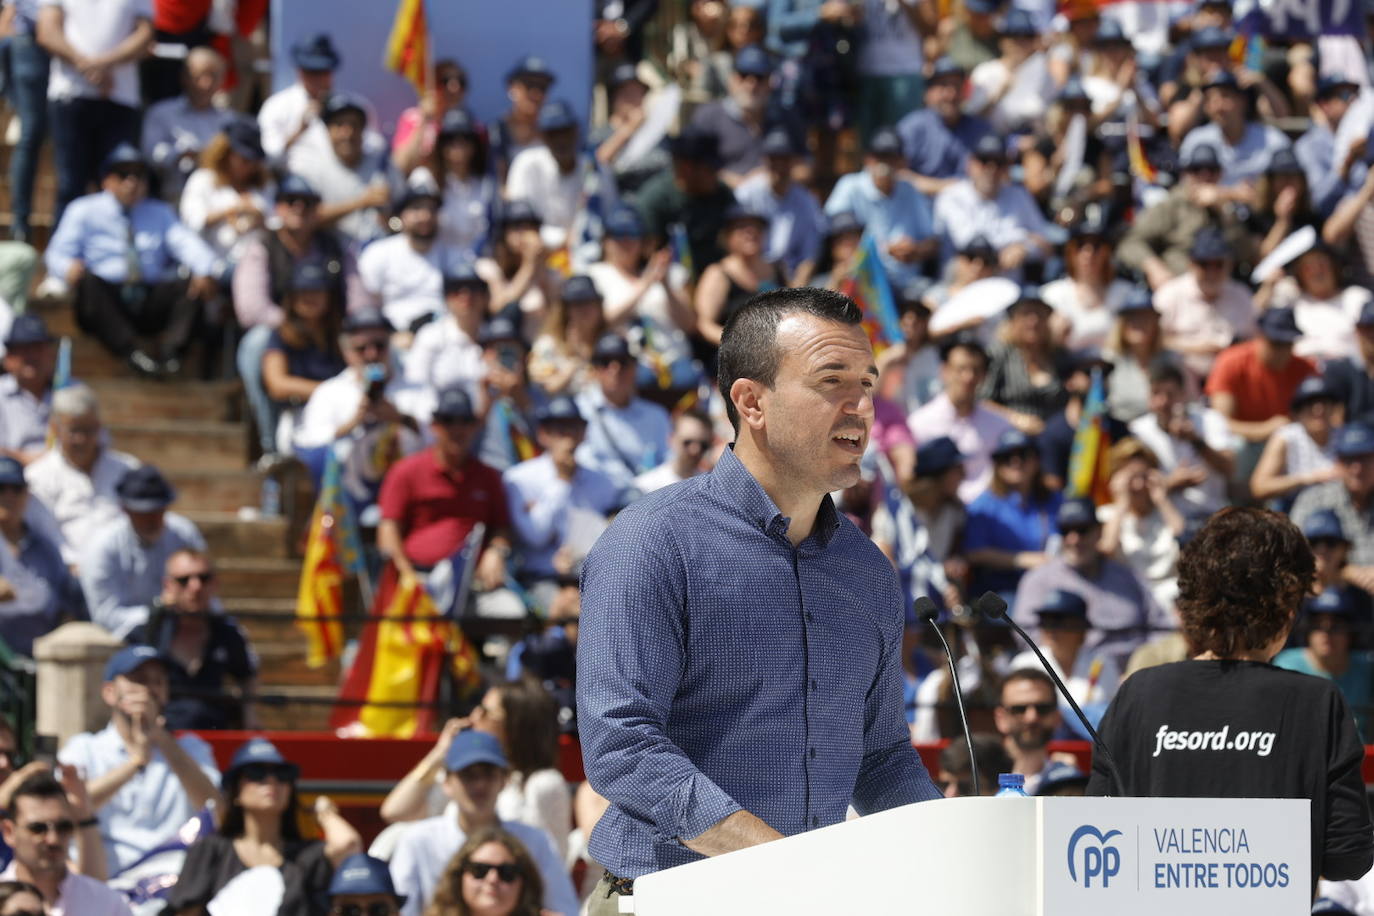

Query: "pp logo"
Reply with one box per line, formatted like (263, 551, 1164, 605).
(1067, 824, 1123, 888)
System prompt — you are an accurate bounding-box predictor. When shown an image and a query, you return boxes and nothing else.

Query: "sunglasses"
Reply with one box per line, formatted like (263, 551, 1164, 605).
(679, 438, 712, 450)
(1004, 703, 1057, 717)
(112, 167, 146, 181)
(351, 339, 389, 355)
(173, 572, 215, 586)
(332, 905, 397, 916)
(1310, 618, 1352, 633)
(22, 818, 75, 836)
(464, 861, 521, 883)
(239, 763, 294, 783)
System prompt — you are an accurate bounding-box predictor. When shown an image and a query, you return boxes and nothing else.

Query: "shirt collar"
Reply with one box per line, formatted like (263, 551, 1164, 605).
(710, 447, 841, 547)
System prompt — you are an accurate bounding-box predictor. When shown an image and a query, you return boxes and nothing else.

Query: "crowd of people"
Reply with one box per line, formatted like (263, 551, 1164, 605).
(0, 0, 1372, 912)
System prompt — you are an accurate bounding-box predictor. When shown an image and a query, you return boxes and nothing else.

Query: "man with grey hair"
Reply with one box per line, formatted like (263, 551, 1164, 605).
(140, 47, 234, 201)
(26, 383, 140, 565)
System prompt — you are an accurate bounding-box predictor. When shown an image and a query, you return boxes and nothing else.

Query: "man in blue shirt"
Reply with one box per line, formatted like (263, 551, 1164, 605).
(1178, 71, 1291, 189)
(1295, 75, 1364, 218)
(733, 128, 826, 286)
(44, 144, 217, 377)
(578, 287, 939, 911)
(895, 57, 993, 196)
(824, 127, 936, 287)
(575, 332, 672, 494)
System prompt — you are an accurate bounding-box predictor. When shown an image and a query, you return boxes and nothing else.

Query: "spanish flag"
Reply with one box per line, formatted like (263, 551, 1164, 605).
(385, 0, 429, 98)
(296, 452, 362, 667)
(1125, 113, 1156, 185)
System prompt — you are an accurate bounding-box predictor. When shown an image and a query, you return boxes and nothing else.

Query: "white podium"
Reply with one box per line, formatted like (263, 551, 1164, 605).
(627, 797, 1310, 915)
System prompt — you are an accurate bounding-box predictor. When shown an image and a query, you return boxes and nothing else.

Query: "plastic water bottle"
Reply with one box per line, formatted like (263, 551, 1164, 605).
(260, 476, 281, 518)
(996, 773, 1028, 797)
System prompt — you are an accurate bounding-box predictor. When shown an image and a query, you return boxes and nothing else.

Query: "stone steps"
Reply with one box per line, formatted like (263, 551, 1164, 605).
(215, 556, 303, 600)
(109, 420, 248, 472)
(88, 379, 241, 424)
(185, 511, 293, 560)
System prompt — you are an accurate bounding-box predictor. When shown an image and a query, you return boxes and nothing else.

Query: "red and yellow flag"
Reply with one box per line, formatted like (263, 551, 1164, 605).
(385, 0, 429, 98)
(1125, 113, 1157, 185)
(296, 453, 361, 667)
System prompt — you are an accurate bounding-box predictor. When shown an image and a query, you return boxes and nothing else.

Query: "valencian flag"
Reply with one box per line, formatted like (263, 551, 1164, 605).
(1125, 113, 1157, 185)
(837, 234, 903, 357)
(1066, 367, 1114, 504)
(385, 0, 429, 97)
(296, 449, 364, 668)
(332, 526, 485, 737)
(45, 337, 72, 449)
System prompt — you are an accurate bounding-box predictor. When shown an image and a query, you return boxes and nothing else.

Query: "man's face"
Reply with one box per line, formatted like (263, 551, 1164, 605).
(866, 153, 902, 193)
(745, 314, 876, 495)
(537, 420, 586, 464)
(765, 152, 794, 187)
(673, 158, 717, 195)
(1308, 612, 1352, 660)
(941, 346, 986, 406)
(103, 166, 148, 208)
(276, 195, 320, 234)
(164, 552, 216, 614)
(544, 126, 579, 163)
(1191, 255, 1230, 299)
(729, 70, 770, 114)
(1059, 524, 1102, 569)
(1148, 379, 1183, 422)
(899, 308, 930, 347)
(1311, 538, 1349, 581)
(431, 415, 479, 465)
(2, 342, 54, 391)
(56, 410, 102, 468)
(327, 113, 365, 164)
(995, 678, 1060, 752)
(926, 77, 963, 122)
(443, 762, 508, 820)
(594, 356, 637, 407)
(1341, 452, 1374, 499)
(104, 663, 171, 716)
(2, 795, 73, 877)
(343, 331, 390, 371)
(508, 76, 551, 118)
(184, 53, 225, 106)
(1183, 165, 1222, 190)
(968, 156, 1004, 198)
(1203, 86, 1243, 127)
(672, 416, 712, 469)
(299, 68, 333, 100)
(401, 200, 439, 242)
(0, 479, 28, 529)
(1038, 613, 1088, 657)
(1318, 90, 1355, 127)
(127, 508, 167, 543)
(445, 287, 489, 329)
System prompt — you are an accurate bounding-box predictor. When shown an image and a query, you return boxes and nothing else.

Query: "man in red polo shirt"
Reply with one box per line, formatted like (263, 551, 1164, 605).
(377, 388, 516, 615)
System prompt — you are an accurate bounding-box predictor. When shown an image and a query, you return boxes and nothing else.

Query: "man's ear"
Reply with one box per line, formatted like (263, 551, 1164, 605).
(731, 378, 766, 432)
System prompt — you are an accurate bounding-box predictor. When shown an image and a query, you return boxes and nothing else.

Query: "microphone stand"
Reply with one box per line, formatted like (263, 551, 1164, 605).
(915, 596, 980, 797)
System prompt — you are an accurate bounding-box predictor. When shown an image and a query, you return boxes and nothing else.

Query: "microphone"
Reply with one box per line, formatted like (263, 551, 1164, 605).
(974, 591, 1125, 798)
(915, 595, 981, 798)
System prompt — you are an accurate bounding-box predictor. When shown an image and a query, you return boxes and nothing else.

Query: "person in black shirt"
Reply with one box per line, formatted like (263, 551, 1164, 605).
(1087, 507, 1374, 891)
(127, 548, 258, 731)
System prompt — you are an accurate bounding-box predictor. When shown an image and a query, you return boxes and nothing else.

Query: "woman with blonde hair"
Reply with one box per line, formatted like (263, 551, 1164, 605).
(1103, 287, 1168, 423)
(179, 119, 273, 274)
(1098, 436, 1185, 611)
(423, 827, 544, 916)
(529, 275, 606, 397)
(1041, 217, 1133, 350)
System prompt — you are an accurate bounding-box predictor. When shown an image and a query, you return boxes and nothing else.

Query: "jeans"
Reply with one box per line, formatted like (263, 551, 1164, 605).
(49, 97, 140, 224)
(5, 35, 48, 236)
(236, 324, 278, 453)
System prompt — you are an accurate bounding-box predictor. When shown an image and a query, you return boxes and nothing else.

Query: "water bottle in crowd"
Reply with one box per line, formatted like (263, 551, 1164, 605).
(996, 773, 1028, 797)
(260, 476, 281, 518)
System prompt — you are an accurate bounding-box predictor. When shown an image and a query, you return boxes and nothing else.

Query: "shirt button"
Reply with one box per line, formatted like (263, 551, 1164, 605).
(806, 612, 814, 623)
(812, 815, 819, 828)
(810, 678, 818, 691)
(809, 747, 816, 759)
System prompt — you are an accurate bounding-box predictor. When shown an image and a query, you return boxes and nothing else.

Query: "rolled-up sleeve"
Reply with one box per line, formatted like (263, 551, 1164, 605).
(577, 514, 742, 842)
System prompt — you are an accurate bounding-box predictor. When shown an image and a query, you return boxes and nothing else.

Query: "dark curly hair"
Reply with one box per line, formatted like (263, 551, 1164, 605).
(1176, 508, 1314, 657)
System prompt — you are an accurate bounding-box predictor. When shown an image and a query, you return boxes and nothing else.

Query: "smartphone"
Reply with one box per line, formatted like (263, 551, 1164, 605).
(33, 734, 58, 766)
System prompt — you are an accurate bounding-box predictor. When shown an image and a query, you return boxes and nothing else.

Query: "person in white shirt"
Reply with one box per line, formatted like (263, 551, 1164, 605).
(1007, 588, 1121, 715)
(505, 100, 604, 254)
(634, 408, 713, 494)
(357, 185, 453, 333)
(36, 0, 154, 219)
(57, 645, 220, 876)
(257, 32, 342, 173)
(932, 133, 1052, 269)
(177, 118, 274, 276)
(141, 47, 234, 201)
(965, 9, 1057, 136)
(405, 265, 489, 396)
(574, 333, 672, 492)
(0, 770, 133, 915)
(1126, 360, 1236, 518)
(25, 383, 139, 566)
(388, 730, 579, 916)
(293, 93, 394, 251)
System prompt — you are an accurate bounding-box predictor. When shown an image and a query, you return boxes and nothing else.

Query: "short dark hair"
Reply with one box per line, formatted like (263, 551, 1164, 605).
(1177, 507, 1313, 657)
(938, 332, 988, 367)
(1147, 358, 1185, 388)
(675, 407, 712, 430)
(939, 732, 1012, 793)
(716, 287, 863, 432)
(5, 772, 66, 817)
(494, 676, 560, 779)
(998, 668, 1054, 701)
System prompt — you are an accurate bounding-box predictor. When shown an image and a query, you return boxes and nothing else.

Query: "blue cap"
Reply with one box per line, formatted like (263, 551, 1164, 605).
(432, 387, 477, 422)
(960, 235, 997, 260)
(445, 729, 509, 772)
(321, 92, 367, 123)
(393, 181, 443, 214)
(478, 316, 524, 347)
(506, 55, 556, 86)
(329, 854, 405, 903)
(437, 108, 479, 140)
(341, 308, 393, 335)
(103, 645, 165, 682)
(290, 32, 340, 72)
(1203, 70, 1241, 93)
(761, 127, 798, 158)
(971, 133, 1008, 162)
(826, 211, 864, 238)
(537, 99, 579, 133)
(670, 127, 721, 165)
(1303, 509, 1348, 543)
(1190, 26, 1234, 51)
(609, 62, 646, 91)
(443, 262, 488, 293)
(1307, 588, 1356, 618)
(929, 57, 966, 82)
(226, 737, 300, 782)
(291, 261, 331, 293)
(592, 332, 633, 363)
(0, 457, 24, 488)
(225, 118, 264, 161)
(1335, 422, 1374, 459)
(733, 45, 773, 77)
(1056, 497, 1100, 531)
(1116, 285, 1156, 314)
(116, 465, 175, 512)
(867, 127, 902, 158)
(1317, 75, 1360, 99)
(5, 313, 52, 347)
(1037, 760, 1090, 795)
(1313, 898, 1359, 915)
(1256, 306, 1302, 343)
(101, 142, 147, 175)
(722, 204, 769, 228)
(277, 174, 320, 201)
(603, 205, 646, 239)
(495, 199, 541, 228)
(1000, 8, 1038, 36)
(1092, 19, 1130, 44)
(991, 428, 1036, 459)
(1266, 147, 1303, 176)
(915, 436, 964, 478)
(1188, 226, 1230, 261)
(561, 274, 601, 303)
(1291, 375, 1338, 411)
(1036, 589, 1089, 617)
(536, 395, 585, 425)
(1182, 143, 1222, 171)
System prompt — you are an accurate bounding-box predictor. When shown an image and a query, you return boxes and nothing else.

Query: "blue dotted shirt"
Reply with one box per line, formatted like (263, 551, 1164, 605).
(577, 447, 940, 879)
